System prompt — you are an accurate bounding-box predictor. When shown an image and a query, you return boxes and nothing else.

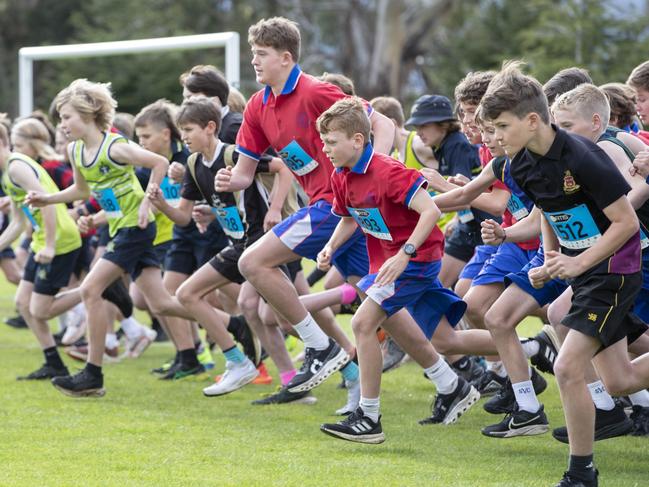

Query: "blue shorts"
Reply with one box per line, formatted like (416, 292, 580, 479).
(459, 245, 498, 280)
(23, 248, 80, 296)
(102, 224, 159, 281)
(641, 250, 649, 291)
(633, 288, 649, 323)
(357, 260, 467, 339)
(273, 200, 369, 278)
(472, 242, 537, 287)
(505, 249, 568, 307)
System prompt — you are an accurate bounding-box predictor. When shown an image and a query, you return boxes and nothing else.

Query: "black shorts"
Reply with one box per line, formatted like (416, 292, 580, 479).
(208, 242, 246, 284)
(20, 237, 31, 251)
(23, 248, 80, 296)
(0, 247, 15, 260)
(154, 240, 173, 270)
(286, 259, 303, 282)
(563, 270, 647, 348)
(444, 222, 482, 262)
(97, 225, 111, 247)
(73, 236, 94, 278)
(165, 225, 228, 275)
(102, 224, 159, 281)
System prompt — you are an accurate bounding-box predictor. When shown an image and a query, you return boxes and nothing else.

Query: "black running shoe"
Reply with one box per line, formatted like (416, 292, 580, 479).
(554, 470, 598, 487)
(159, 362, 207, 381)
(17, 363, 69, 381)
(629, 405, 649, 436)
(450, 355, 485, 383)
(251, 386, 317, 405)
(528, 325, 559, 375)
(287, 339, 349, 393)
(419, 377, 480, 425)
(472, 370, 507, 397)
(320, 407, 385, 444)
(150, 318, 168, 342)
(552, 402, 632, 443)
(51, 369, 105, 397)
(101, 278, 133, 318)
(228, 315, 262, 366)
(53, 329, 66, 347)
(481, 404, 549, 438)
(483, 368, 547, 414)
(5, 314, 27, 329)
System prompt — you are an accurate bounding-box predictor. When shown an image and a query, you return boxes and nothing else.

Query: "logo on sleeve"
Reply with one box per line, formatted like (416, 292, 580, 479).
(563, 170, 580, 194)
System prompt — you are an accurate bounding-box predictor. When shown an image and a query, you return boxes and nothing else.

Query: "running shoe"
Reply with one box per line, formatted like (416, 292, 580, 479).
(483, 368, 547, 414)
(552, 402, 632, 443)
(321, 407, 385, 444)
(251, 386, 317, 405)
(17, 363, 69, 380)
(419, 377, 480, 425)
(481, 404, 550, 438)
(287, 339, 349, 393)
(51, 369, 105, 398)
(203, 360, 259, 396)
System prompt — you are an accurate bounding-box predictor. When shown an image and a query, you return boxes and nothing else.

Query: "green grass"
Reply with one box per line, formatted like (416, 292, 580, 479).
(0, 274, 646, 487)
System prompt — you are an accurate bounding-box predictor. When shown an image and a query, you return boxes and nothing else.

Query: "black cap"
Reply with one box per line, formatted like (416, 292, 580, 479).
(405, 95, 455, 127)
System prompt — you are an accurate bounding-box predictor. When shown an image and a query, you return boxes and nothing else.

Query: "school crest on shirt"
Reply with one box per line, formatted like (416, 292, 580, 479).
(563, 170, 580, 194)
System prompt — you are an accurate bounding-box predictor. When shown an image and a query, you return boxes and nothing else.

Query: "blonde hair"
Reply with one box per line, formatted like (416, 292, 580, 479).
(11, 118, 62, 161)
(370, 96, 405, 127)
(227, 87, 247, 113)
(248, 17, 301, 62)
(316, 97, 371, 142)
(54, 79, 117, 131)
(0, 123, 8, 147)
(552, 84, 610, 128)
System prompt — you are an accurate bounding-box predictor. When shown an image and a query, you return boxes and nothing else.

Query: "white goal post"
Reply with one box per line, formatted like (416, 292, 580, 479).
(18, 32, 240, 117)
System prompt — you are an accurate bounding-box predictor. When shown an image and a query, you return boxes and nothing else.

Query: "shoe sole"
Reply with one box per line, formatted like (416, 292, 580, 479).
(203, 368, 260, 397)
(320, 426, 385, 444)
(482, 423, 550, 438)
(552, 418, 634, 444)
(252, 395, 318, 406)
(287, 349, 350, 393)
(443, 386, 481, 425)
(53, 384, 106, 398)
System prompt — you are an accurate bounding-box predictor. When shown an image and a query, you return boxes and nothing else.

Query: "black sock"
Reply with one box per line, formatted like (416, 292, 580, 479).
(85, 362, 103, 378)
(44, 346, 64, 369)
(452, 356, 470, 371)
(568, 454, 595, 480)
(179, 348, 199, 367)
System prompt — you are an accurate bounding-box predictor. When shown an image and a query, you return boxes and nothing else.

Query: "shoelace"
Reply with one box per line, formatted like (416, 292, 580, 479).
(298, 347, 315, 373)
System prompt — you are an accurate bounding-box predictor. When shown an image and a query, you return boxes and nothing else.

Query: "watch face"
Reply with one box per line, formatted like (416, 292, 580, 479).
(404, 244, 416, 255)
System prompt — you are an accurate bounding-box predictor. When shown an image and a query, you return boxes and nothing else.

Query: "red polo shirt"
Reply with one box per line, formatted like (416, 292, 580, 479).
(236, 64, 372, 205)
(331, 144, 445, 273)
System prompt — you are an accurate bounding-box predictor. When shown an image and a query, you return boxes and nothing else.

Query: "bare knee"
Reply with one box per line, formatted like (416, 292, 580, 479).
(237, 294, 259, 318)
(351, 314, 377, 338)
(29, 301, 50, 321)
(431, 335, 455, 356)
(15, 294, 30, 317)
(238, 250, 259, 280)
(484, 308, 513, 334)
(547, 301, 565, 328)
(554, 353, 583, 387)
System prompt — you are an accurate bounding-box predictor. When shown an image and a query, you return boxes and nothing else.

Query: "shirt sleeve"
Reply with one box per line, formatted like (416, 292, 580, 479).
(384, 161, 428, 208)
(489, 157, 509, 191)
(235, 94, 270, 161)
(446, 138, 481, 179)
(574, 147, 631, 210)
(180, 165, 203, 201)
(331, 173, 350, 217)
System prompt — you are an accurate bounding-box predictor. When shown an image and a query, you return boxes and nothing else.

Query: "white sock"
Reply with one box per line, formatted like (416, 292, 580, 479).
(360, 396, 380, 422)
(293, 314, 329, 350)
(629, 389, 649, 407)
(105, 333, 119, 349)
(424, 357, 459, 394)
(587, 380, 615, 411)
(120, 316, 144, 340)
(512, 380, 540, 413)
(520, 339, 540, 358)
(486, 360, 507, 378)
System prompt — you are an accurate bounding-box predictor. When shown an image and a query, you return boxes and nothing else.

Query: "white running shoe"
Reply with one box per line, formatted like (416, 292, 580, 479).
(61, 316, 87, 346)
(335, 379, 361, 415)
(203, 360, 259, 397)
(124, 327, 158, 359)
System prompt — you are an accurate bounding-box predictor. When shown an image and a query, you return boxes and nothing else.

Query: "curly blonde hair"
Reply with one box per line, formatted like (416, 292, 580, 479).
(54, 79, 117, 131)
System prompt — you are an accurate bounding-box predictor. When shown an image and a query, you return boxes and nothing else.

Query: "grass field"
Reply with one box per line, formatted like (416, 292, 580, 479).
(0, 272, 647, 487)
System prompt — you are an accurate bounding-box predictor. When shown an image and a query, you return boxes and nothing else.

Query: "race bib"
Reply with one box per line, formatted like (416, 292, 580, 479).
(95, 188, 123, 218)
(506, 194, 529, 221)
(458, 208, 474, 223)
(348, 207, 393, 241)
(212, 206, 245, 239)
(279, 140, 319, 176)
(544, 204, 601, 250)
(160, 177, 181, 207)
(21, 206, 40, 231)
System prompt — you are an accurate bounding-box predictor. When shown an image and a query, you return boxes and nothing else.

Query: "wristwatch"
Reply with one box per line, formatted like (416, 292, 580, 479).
(402, 243, 417, 257)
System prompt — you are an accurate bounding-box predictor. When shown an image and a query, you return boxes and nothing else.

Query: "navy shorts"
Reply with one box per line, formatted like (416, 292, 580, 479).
(472, 242, 537, 287)
(444, 222, 482, 263)
(73, 236, 94, 278)
(154, 240, 173, 270)
(505, 248, 568, 307)
(165, 222, 228, 275)
(102, 224, 159, 281)
(458, 245, 498, 280)
(273, 200, 369, 279)
(97, 225, 111, 247)
(23, 248, 80, 296)
(0, 247, 15, 260)
(358, 260, 467, 339)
